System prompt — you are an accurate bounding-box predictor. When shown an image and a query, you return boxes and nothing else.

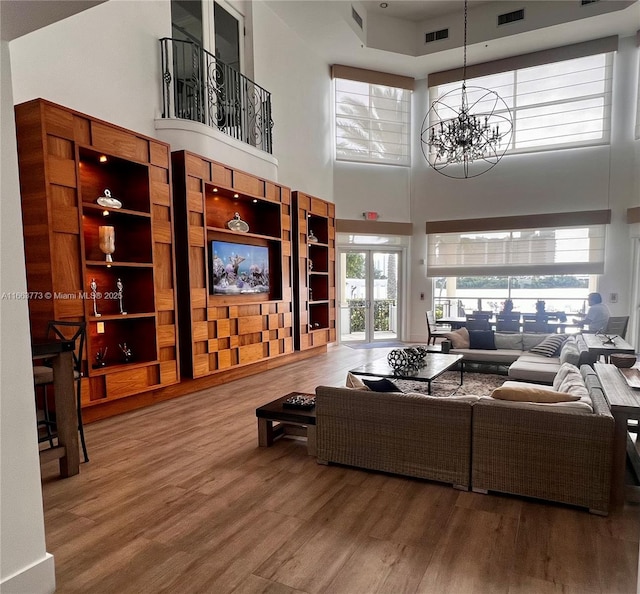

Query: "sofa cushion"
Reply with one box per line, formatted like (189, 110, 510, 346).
(508, 358, 560, 384)
(362, 378, 400, 392)
(451, 348, 522, 364)
(559, 338, 581, 366)
(529, 334, 567, 357)
(494, 333, 523, 350)
(552, 362, 581, 391)
(443, 327, 470, 348)
(492, 384, 581, 403)
(469, 330, 496, 350)
(521, 333, 551, 351)
(558, 374, 589, 399)
(346, 372, 370, 390)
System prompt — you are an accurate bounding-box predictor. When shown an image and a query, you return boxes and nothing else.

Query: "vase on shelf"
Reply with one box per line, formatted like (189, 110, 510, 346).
(99, 225, 115, 264)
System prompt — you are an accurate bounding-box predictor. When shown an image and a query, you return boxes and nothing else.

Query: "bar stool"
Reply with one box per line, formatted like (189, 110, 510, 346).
(32, 320, 88, 463)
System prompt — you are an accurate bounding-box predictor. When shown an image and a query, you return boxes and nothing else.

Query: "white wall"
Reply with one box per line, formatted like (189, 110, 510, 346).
(333, 161, 411, 221)
(0, 39, 55, 594)
(252, 0, 333, 199)
(10, 1, 170, 138)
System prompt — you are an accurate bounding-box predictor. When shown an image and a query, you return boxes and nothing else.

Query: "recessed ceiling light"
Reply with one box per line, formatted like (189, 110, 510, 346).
(380, 2, 388, 7)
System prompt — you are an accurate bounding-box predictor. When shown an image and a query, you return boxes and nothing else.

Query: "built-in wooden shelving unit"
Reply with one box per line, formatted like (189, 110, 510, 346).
(15, 99, 180, 414)
(292, 191, 336, 350)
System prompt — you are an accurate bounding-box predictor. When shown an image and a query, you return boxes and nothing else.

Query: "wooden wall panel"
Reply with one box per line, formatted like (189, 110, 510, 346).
(91, 122, 149, 163)
(172, 150, 296, 380)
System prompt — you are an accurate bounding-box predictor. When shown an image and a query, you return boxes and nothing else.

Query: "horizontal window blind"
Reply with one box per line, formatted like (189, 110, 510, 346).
(427, 225, 606, 277)
(430, 52, 613, 154)
(335, 78, 411, 166)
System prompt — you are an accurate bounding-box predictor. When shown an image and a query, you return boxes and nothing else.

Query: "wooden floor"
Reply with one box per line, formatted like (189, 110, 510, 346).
(41, 345, 640, 594)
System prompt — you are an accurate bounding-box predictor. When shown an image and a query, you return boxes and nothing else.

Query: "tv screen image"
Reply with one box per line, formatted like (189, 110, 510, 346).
(210, 240, 270, 295)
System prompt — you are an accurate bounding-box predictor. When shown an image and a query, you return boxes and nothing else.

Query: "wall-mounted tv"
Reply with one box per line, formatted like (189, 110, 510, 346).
(209, 240, 270, 295)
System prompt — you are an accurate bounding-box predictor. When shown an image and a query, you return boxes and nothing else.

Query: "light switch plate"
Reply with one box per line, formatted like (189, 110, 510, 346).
(609, 292, 618, 303)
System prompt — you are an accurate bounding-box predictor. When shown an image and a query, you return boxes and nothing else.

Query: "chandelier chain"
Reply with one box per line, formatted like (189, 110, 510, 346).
(420, 0, 513, 178)
(463, 0, 468, 84)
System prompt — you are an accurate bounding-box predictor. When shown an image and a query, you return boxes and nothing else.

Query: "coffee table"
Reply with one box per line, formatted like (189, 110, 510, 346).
(582, 333, 635, 363)
(349, 353, 464, 395)
(256, 393, 316, 455)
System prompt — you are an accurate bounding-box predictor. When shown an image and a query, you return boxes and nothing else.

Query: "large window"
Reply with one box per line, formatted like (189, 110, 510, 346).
(430, 52, 613, 154)
(433, 274, 594, 319)
(427, 225, 606, 277)
(335, 79, 411, 166)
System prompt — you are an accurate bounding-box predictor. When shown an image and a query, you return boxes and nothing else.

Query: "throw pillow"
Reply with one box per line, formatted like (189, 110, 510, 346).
(494, 333, 523, 350)
(559, 339, 580, 366)
(492, 385, 581, 403)
(362, 378, 401, 392)
(558, 374, 589, 398)
(552, 362, 581, 391)
(468, 330, 497, 350)
(346, 372, 370, 390)
(443, 327, 470, 349)
(529, 334, 567, 357)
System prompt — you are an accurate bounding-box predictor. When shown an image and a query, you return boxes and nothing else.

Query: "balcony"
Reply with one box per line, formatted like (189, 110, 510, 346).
(160, 38, 273, 154)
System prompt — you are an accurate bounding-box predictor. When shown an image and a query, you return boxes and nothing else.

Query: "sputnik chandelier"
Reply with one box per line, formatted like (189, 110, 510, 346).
(421, 0, 513, 179)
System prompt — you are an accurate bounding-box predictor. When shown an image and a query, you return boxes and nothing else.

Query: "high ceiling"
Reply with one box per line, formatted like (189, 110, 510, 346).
(360, 0, 487, 21)
(266, 0, 640, 78)
(0, 0, 107, 41)
(2, 0, 639, 80)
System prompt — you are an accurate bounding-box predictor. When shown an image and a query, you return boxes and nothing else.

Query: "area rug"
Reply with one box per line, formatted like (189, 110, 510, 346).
(395, 371, 505, 398)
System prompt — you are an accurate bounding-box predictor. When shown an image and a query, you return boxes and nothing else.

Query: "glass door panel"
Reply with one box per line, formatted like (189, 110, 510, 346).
(339, 250, 400, 344)
(372, 251, 399, 342)
(340, 251, 367, 343)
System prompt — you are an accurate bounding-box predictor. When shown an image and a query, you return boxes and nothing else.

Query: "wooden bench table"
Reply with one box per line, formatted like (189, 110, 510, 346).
(256, 393, 316, 455)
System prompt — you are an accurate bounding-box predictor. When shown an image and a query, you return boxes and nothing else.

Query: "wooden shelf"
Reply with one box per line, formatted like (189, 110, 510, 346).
(82, 203, 151, 219)
(86, 261, 154, 268)
(205, 226, 281, 243)
(89, 358, 160, 376)
(15, 99, 180, 418)
(292, 191, 336, 350)
(88, 312, 155, 322)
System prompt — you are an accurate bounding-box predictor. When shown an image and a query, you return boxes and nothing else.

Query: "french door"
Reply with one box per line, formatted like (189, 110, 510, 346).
(339, 249, 401, 344)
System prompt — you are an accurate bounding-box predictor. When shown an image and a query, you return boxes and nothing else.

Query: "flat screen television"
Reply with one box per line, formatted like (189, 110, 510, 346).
(209, 240, 270, 295)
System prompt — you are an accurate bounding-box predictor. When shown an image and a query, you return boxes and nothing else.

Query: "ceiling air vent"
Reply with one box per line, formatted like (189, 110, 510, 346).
(581, 0, 600, 5)
(352, 6, 363, 29)
(497, 8, 524, 26)
(425, 28, 449, 43)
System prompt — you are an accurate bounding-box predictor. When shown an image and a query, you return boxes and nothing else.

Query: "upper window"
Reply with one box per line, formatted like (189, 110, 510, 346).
(171, 0, 244, 73)
(335, 79, 411, 166)
(430, 52, 613, 155)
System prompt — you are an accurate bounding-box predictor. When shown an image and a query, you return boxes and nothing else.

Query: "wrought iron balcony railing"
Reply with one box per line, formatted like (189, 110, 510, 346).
(160, 37, 273, 154)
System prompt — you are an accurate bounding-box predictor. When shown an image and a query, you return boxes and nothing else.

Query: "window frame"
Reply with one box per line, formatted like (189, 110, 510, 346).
(334, 78, 412, 167)
(429, 52, 614, 156)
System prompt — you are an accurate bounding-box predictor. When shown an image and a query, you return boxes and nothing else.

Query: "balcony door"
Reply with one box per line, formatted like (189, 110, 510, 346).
(339, 249, 401, 344)
(171, 0, 244, 72)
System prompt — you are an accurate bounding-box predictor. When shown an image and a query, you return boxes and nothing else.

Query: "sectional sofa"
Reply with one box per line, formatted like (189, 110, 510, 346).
(443, 329, 596, 384)
(315, 364, 614, 514)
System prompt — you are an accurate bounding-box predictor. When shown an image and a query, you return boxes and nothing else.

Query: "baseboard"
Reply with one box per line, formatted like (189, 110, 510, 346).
(0, 553, 55, 594)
